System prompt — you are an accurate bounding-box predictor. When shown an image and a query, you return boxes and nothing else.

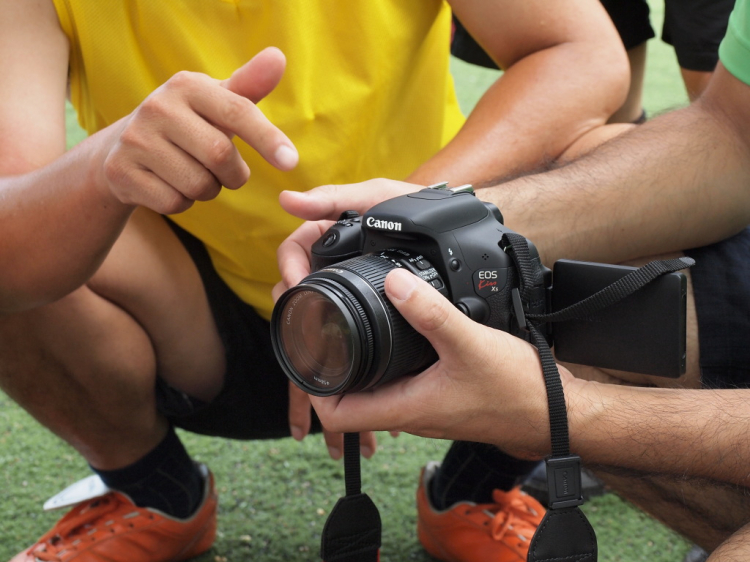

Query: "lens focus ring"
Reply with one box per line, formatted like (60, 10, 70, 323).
(334, 282, 375, 378)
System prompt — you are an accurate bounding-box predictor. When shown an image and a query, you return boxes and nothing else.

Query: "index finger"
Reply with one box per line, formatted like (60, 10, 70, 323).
(309, 380, 411, 435)
(279, 179, 420, 221)
(190, 85, 298, 171)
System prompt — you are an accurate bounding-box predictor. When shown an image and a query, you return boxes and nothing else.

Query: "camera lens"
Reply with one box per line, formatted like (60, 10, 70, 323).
(271, 253, 438, 396)
(280, 291, 353, 383)
(275, 285, 370, 394)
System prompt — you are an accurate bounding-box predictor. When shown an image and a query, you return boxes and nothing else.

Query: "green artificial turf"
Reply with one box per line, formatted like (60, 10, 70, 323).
(2, 2, 696, 559)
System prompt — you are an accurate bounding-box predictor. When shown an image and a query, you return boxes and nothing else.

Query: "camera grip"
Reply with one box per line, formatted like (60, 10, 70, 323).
(311, 216, 364, 271)
(485, 267, 518, 335)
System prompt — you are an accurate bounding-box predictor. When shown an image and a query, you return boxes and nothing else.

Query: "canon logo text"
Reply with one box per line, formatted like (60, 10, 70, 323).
(366, 217, 402, 231)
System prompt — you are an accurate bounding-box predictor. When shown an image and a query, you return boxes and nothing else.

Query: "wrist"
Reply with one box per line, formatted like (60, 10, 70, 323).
(83, 124, 136, 211)
(561, 374, 613, 461)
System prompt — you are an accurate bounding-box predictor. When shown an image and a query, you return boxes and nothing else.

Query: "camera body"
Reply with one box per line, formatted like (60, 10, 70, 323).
(311, 185, 546, 334)
(271, 185, 550, 397)
(271, 184, 687, 397)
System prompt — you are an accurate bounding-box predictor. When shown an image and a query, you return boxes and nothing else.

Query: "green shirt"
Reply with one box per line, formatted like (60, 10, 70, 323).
(720, 0, 750, 85)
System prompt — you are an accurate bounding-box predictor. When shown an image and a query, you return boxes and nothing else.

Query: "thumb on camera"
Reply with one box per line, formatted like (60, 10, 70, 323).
(385, 269, 473, 354)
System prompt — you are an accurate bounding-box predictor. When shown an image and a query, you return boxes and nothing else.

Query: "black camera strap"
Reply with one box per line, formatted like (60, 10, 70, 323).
(320, 234, 692, 562)
(502, 232, 694, 562)
(320, 433, 381, 562)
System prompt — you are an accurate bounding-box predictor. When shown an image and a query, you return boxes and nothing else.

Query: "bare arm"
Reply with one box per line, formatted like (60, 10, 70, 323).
(408, 0, 629, 185)
(479, 63, 750, 265)
(310, 270, 750, 489)
(566, 379, 750, 488)
(0, 0, 297, 313)
(0, 0, 127, 311)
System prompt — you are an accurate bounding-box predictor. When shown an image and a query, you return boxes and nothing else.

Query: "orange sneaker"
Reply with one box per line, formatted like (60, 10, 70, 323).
(10, 465, 217, 562)
(417, 461, 545, 562)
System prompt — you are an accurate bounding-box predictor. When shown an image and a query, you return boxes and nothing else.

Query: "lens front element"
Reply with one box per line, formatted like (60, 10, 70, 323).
(271, 254, 438, 396)
(274, 282, 374, 395)
(279, 290, 356, 391)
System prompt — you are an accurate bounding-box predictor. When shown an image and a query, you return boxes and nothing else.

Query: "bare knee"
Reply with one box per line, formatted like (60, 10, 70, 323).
(559, 123, 635, 162)
(0, 287, 159, 429)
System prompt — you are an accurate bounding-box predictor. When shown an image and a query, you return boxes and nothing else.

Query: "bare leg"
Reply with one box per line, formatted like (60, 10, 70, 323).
(539, 48, 648, 164)
(708, 522, 750, 562)
(0, 208, 225, 470)
(681, 68, 713, 102)
(558, 122, 635, 162)
(608, 42, 648, 124)
(595, 471, 750, 553)
(565, 253, 750, 554)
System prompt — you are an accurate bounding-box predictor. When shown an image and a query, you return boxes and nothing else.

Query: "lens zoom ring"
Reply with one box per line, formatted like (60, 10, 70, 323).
(339, 255, 434, 382)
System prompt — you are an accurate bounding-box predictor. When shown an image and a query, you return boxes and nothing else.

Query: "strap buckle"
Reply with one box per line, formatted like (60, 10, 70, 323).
(546, 455, 585, 509)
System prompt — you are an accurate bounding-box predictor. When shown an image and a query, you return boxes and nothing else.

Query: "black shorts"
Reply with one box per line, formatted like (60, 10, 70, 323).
(452, 1, 734, 72)
(685, 227, 750, 389)
(601, 0, 734, 71)
(155, 219, 321, 440)
(599, 0, 655, 52)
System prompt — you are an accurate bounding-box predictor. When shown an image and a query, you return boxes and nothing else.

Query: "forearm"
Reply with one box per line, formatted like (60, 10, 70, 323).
(408, 41, 627, 186)
(565, 378, 750, 488)
(0, 132, 133, 313)
(478, 83, 750, 265)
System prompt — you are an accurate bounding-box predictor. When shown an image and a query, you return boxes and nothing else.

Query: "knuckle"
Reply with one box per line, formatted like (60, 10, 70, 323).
(102, 153, 131, 191)
(159, 190, 192, 215)
(167, 70, 197, 90)
(314, 183, 341, 205)
(137, 93, 171, 121)
(324, 183, 342, 197)
(276, 239, 291, 263)
(205, 136, 236, 169)
(419, 298, 452, 334)
(230, 165, 251, 189)
(221, 96, 254, 126)
(117, 123, 146, 151)
(199, 182, 222, 201)
(185, 173, 221, 202)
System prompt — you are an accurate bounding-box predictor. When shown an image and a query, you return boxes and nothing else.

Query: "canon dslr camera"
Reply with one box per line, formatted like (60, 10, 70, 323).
(271, 183, 687, 396)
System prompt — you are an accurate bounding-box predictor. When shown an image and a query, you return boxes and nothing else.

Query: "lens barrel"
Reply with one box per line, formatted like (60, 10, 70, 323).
(271, 253, 437, 396)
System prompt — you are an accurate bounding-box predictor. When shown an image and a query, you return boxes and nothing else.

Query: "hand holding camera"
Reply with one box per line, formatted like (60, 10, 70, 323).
(307, 265, 559, 458)
(272, 183, 688, 397)
(276, 182, 692, 562)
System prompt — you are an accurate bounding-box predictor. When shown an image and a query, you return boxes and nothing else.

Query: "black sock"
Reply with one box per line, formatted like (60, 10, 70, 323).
(92, 426, 204, 519)
(430, 441, 540, 509)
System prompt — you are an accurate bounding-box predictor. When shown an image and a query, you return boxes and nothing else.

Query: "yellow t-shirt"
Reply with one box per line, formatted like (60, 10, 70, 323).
(53, 0, 465, 319)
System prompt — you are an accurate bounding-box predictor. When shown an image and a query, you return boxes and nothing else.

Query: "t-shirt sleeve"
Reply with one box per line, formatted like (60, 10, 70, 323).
(719, 0, 750, 85)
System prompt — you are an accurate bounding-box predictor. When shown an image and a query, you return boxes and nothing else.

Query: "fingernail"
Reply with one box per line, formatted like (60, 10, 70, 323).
(291, 425, 304, 441)
(387, 269, 419, 302)
(283, 189, 307, 198)
(328, 446, 341, 459)
(275, 145, 299, 169)
(360, 446, 373, 459)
